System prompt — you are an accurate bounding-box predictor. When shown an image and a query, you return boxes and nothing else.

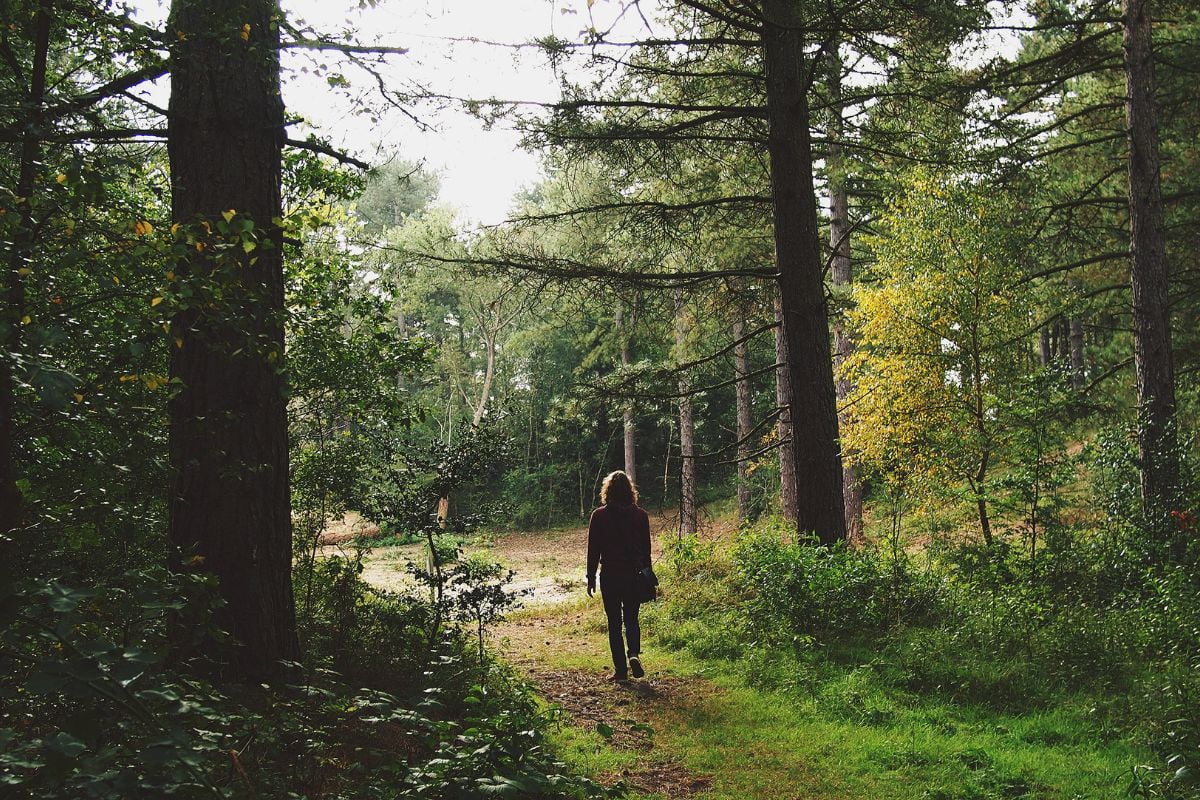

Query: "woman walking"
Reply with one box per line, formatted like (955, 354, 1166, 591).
(586, 470, 652, 681)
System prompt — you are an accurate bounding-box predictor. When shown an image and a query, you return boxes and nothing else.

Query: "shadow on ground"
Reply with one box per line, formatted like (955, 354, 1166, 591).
(499, 608, 715, 799)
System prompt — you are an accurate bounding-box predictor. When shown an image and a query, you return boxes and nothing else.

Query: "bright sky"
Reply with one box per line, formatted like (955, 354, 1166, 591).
(133, 0, 633, 226)
(280, 0, 586, 227)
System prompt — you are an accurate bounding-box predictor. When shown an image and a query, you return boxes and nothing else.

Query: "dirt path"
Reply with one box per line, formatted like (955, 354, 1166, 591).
(320, 529, 588, 602)
(341, 514, 679, 604)
(498, 606, 716, 799)
(344, 514, 741, 798)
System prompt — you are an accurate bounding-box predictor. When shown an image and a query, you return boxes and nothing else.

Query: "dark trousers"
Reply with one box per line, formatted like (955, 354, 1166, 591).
(600, 572, 641, 674)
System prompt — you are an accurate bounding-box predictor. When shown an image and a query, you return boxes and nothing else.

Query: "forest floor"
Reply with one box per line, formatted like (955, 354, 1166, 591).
(329, 513, 678, 604)
(348, 516, 1145, 800)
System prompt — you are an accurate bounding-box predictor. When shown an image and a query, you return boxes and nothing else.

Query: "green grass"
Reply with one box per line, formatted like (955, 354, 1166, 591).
(541, 711, 647, 788)
(494, 505, 1173, 799)
(656, 652, 1141, 799)
(516, 597, 1150, 800)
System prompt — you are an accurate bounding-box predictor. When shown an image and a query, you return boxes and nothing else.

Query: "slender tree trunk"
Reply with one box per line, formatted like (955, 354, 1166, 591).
(439, 330, 496, 527)
(472, 332, 495, 428)
(662, 418, 673, 512)
(975, 492, 993, 546)
(1122, 0, 1178, 514)
(436, 389, 452, 527)
(616, 301, 637, 483)
(762, 0, 846, 544)
(1069, 316, 1085, 390)
(828, 49, 863, 545)
(167, 0, 299, 676)
(969, 315, 994, 547)
(1039, 326, 1051, 366)
(394, 308, 409, 393)
(675, 290, 696, 536)
(1, 0, 51, 563)
(774, 296, 798, 523)
(733, 318, 753, 522)
(577, 454, 584, 518)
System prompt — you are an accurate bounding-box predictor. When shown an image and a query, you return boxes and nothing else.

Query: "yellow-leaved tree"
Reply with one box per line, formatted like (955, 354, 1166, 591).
(840, 169, 1036, 545)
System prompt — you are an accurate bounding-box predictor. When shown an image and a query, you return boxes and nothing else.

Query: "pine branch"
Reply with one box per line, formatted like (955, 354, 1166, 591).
(284, 137, 370, 169)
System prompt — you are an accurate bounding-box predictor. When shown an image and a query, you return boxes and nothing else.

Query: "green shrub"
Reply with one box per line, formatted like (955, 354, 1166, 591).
(1130, 655, 1200, 799)
(647, 506, 1200, 794)
(732, 523, 941, 644)
(1, 558, 620, 799)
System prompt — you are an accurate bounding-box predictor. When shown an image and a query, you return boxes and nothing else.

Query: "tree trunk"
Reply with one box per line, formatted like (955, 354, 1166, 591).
(973, 444, 994, 546)
(968, 312, 994, 547)
(437, 389, 452, 528)
(762, 0, 846, 544)
(439, 329, 496, 527)
(616, 301, 637, 484)
(662, 418, 673, 511)
(976, 493, 993, 546)
(774, 296, 798, 523)
(1039, 326, 1051, 366)
(0, 0, 51, 562)
(675, 290, 696, 536)
(472, 332, 495, 428)
(733, 318, 753, 522)
(827, 49, 864, 545)
(1069, 316, 1085, 390)
(167, 0, 299, 677)
(1122, 0, 1178, 514)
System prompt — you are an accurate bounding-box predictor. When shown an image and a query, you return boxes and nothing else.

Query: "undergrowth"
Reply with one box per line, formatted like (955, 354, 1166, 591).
(644, 509, 1200, 799)
(0, 552, 623, 799)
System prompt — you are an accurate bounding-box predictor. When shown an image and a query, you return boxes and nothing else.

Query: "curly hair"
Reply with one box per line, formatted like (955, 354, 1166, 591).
(600, 470, 638, 506)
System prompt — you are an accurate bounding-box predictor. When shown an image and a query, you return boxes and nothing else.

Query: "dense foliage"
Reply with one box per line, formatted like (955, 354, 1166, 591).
(649, 457, 1200, 795)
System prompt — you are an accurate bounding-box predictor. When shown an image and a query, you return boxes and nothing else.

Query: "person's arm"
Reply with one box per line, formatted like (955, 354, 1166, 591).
(586, 509, 601, 595)
(640, 509, 652, 568)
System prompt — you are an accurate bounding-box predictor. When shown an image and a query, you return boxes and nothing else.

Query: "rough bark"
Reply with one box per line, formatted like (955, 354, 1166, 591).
(1122, 0, 1178, 513)
(675, 290, 696, 536)
(827, 50, 863, 545)
(762, 0, 846, 544)
(167, 0, 299, 676)
(0, 0, 51, 559)
(733, 318, 753, 522)
(773, 295, 798, 523)
(616, 301, 637, 484)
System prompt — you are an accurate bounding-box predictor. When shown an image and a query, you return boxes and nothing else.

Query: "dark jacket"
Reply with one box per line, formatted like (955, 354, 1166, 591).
(586, 503, 651, 579)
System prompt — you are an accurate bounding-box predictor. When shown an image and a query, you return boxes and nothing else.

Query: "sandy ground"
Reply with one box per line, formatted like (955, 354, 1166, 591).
(316, 511, 380, 545)
(317, 526, 589, 603)
(332, 512, 679, 605)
